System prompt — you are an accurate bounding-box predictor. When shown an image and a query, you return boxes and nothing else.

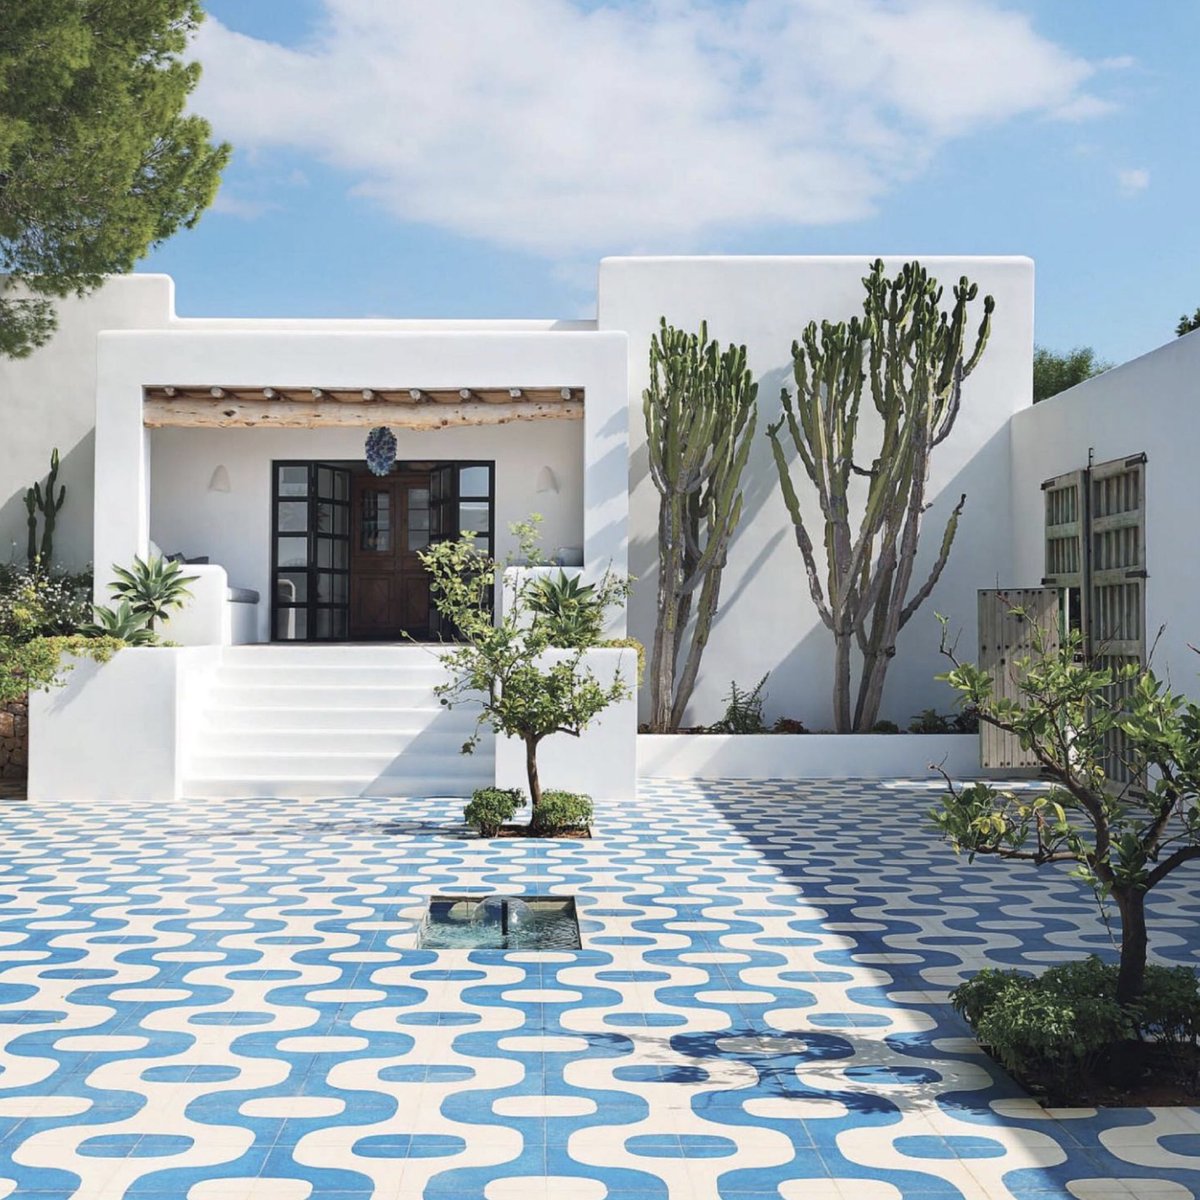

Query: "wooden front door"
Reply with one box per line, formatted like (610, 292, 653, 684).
(350, 470, 433, 639)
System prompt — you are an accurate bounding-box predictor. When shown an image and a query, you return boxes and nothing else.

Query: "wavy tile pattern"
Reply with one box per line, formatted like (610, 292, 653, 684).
(1, 780, 1199, 1199)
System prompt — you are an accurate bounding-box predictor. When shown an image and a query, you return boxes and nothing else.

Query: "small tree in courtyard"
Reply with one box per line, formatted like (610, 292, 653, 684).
(419, 520, 630, 816)
(933, 614, 1200, 1008)
(767, 259, 994, 732)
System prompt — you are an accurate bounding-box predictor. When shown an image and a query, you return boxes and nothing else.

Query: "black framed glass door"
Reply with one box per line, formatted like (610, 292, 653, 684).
(272, 462, 351, 641)
(428, 461, 495, 639)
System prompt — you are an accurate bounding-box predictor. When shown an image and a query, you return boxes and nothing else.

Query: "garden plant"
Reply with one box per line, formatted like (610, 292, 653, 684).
(420, 518, 630, 836)
(933, 612, 1200, 1094)
(768, 259, 993, 732)
(643, 319, 757, 732)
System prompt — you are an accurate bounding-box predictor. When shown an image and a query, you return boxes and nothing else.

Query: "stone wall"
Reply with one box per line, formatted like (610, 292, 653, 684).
(0, 698, 28, 779)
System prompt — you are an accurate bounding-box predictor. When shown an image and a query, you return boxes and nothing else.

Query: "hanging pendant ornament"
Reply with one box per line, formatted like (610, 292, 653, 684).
(365, 426, 397, 476)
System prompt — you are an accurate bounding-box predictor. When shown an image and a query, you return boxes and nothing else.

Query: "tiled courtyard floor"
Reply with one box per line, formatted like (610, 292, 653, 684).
(2, 780, 1200, 1200)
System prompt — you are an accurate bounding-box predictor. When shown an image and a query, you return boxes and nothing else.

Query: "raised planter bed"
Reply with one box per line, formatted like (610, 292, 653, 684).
(637, 732, 979, 780)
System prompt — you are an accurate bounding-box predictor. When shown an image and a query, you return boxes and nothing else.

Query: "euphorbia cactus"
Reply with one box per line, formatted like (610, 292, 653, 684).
(644, 319, 757, 732)
(767, 260, 994, 732)
(24, 448, 66, 566)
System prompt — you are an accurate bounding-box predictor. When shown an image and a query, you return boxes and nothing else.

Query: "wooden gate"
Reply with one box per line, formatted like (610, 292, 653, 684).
(1041, 453, 1148, 784)
(978, 588, 1061, 769)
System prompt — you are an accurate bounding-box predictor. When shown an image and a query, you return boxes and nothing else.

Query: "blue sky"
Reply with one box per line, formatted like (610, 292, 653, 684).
(140, 1, 1200, 366)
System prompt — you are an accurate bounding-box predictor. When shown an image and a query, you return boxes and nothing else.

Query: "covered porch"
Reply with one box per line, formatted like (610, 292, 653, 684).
(91, 325, 630, 646)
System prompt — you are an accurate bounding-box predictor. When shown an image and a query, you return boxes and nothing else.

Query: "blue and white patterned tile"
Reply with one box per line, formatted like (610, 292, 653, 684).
(1, 780, 1199, 1198)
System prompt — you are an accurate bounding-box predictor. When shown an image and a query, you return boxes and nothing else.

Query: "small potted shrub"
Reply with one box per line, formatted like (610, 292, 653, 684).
(463, 787, 526, 838)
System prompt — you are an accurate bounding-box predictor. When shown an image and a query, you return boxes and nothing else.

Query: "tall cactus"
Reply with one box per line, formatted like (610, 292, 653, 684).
(767, 260, 994, 732)
(24, 448, 67, 567)
(644, 319, 757, 731)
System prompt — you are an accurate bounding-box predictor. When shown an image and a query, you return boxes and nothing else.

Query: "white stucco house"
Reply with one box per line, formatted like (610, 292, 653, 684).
(4, 255, 1192, 803)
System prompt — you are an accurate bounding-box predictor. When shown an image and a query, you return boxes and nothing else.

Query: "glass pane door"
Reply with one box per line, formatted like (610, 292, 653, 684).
(272, 462, 351, 641)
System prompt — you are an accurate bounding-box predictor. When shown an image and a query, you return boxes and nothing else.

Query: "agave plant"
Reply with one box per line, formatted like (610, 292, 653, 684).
(526, 570, 603, 647)
(108, 555, 197, 632)
(84, 600, 157, 645)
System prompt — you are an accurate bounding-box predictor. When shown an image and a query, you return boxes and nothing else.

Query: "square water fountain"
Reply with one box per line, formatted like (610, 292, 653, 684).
(418, 894, 581, 950)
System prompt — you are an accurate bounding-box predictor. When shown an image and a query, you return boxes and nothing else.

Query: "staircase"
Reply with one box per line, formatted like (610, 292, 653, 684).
(182, 645, 493, 799)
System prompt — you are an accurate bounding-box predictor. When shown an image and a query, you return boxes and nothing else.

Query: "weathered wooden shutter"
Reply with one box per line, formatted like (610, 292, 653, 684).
(1043, 469, 1085, 629)
(978, 588, 1061, 769)
(1088, 455, 1147, 784)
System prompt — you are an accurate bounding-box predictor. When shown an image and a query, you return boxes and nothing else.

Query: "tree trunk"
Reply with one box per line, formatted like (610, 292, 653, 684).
(1115, 888, 1148, 1006)
(833, 628, 853, 733)
(649, 500, 683, 732)
(525, 736, 543, 812)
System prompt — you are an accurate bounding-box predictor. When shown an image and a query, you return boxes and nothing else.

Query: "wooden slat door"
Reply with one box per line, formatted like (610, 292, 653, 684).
(978, 588, 1060, 770)
(1088, 456, 1147, 784)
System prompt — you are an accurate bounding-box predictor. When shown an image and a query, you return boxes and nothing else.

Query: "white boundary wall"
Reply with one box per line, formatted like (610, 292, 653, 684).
(28, 647, 220, 802)
(638, 733, 978, 780)
(598, 256, 1034, 731)
(1011, 330, 1200, 695)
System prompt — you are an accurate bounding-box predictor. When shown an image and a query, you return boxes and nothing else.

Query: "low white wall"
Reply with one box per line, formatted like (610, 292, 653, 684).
(637, 733, 979, 780)
(28, 646, 220, 802)
(495, 646, 638, 800)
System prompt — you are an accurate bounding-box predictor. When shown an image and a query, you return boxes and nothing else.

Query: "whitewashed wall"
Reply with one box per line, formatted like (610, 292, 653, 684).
(94, 326, 630, 637)
(150, 421, 584, 642)
(1011, 329, 1200, 697)
(598, 256, 1035, 730)
(0, 276, 173, 570)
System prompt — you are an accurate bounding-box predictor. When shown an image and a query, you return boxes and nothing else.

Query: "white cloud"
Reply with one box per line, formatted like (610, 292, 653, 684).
(191, 0, 1116, 256)
(1117, 167, 1150, 195)
(210, 191, 279, 220)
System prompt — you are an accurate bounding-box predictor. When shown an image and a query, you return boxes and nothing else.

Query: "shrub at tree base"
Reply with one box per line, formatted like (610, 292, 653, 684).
(464, 788, 526, 837)
(529, 790, 593, 836)
(952, 956, 1200, 1104)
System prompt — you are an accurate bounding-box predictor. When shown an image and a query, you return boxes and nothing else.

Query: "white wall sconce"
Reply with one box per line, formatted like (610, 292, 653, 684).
(208, 465, 231, 493)
(535, 465, 559, 495)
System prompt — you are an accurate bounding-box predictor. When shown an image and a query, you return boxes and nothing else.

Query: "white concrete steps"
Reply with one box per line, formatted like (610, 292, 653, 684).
(182, 646, 493, 799)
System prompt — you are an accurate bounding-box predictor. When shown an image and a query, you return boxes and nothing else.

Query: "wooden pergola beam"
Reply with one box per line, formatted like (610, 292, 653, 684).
(144, 384, 583, 407)
(143, 398, 585, 430)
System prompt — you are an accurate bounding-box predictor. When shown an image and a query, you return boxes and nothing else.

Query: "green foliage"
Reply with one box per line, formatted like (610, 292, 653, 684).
(908, 707, 979, 734)
(909, 708, 953, 734)
(771, 716, 807, 734)
(708, 675, 768, 734)
(1032, 345, 1111, 403)
(0, 634, 123, 704)
(463, 787, 526, 837)
(933, 612, 1200, 1005)
(767, 260, 993, 733)
(526, 570, 602, 648)
(529, 790, 593, 835)
(951, 956, 1200, 1098)
(0, 562, 92, 640)
(108, 555, 197, 632)
(598, 637, 645, 686)
(870, 719, 900, 734)
(419, 518, 630, 814)
(0, 0, 230, 358)
(644, 319, 757, 731)
(84, 601, 158, 646)
(23, 448, 66, 565)
(953, 959, 1133, 1085)
(1177, 309, 1200, 338)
